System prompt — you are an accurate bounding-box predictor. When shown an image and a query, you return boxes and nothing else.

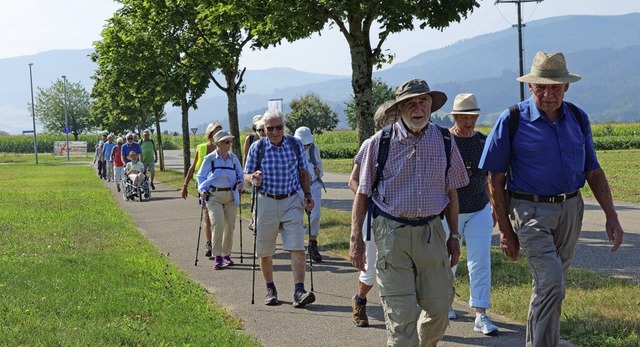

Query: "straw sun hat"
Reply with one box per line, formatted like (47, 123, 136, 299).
(517, 51, 581, 84)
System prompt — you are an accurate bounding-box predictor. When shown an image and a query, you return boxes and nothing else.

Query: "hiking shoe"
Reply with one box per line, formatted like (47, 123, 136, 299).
(150, 182, 155, 190)
(293, 289, 315, 308)
(474, 313, 499, 335)
(205, 241, 212, 257)
(248, 220, 254, 231)
(213, 256, 223, 270)
(265, 288, 280, 306)
(352, 295, 369, 327)
(116, 185, 121, 192)
(448, 308, 457, 320)
(223, 255, 234, 266)
(308, 240, 322, 262)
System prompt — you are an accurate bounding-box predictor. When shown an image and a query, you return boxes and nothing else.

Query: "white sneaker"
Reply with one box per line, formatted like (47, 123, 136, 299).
(474, 313, 499, 335)
(448, 308, 457, 320)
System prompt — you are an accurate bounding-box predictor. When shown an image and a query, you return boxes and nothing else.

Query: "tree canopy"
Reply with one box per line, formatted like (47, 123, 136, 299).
(345, 78, 395, 130)
(285, 93, 339, 134)
(34, 78, 92, 140)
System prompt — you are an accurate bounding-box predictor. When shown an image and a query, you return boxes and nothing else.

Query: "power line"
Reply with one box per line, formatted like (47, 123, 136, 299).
(495, 0, 543, 101)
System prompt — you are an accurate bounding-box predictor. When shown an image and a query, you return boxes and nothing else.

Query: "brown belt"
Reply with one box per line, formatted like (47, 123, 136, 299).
(261, 191, 297, 200)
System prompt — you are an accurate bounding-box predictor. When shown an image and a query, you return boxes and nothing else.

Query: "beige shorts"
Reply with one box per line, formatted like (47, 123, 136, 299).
(255, 193, 305, 257)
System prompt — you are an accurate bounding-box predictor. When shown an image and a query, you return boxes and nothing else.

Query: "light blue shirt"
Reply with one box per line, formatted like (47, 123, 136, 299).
(196, 151, 244, 205)
(479, 97, 600, 195)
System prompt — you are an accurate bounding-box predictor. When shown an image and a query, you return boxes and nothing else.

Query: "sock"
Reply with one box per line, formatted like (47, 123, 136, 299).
(355, 295, 367, 306)
(266, 282, 276, 291)
(294, 282, 305, 293)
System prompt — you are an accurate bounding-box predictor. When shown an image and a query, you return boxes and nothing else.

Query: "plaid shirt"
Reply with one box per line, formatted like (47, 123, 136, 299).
(358, 121, 469, 218)
(244, 136, 308, 195)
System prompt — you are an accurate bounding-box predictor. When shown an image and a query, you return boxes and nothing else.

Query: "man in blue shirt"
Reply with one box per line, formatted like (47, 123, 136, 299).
(244, 109, 315, 308)
(121, 132, 142, 164)
(479, 51, 624, 347)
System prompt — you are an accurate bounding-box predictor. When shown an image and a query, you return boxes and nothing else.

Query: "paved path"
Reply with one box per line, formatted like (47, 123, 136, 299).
(107, 151, 639, 346)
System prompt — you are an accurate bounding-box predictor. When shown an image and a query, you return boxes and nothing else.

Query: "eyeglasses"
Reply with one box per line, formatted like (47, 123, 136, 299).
(127, 138, 133, 140)
(221, 140, 231, 144)
(257, 128, 265, 133)
(266, 125, 283, 132)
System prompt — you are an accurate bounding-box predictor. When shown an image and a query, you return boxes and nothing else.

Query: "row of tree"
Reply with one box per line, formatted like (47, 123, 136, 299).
(3, 0, 483, 170)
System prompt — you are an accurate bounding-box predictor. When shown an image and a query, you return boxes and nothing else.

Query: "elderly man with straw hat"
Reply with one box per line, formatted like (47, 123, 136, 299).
(350, 78, 469, 346)
(480, 51, 624, 347)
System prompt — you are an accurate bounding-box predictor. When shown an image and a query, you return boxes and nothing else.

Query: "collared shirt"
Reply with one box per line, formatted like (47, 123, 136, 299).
(354, 138, 372, 165)
(103, 142, 116, 162)
(479, 97, 600, 195)
(125, 160, 144, 173)
(197, 150, 244, 205)
(357, 121, 469, 218)
(244, 136, 308, 195)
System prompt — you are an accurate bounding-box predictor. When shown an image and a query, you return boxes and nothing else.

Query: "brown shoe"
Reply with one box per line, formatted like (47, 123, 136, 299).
(352, 295, 369, 327)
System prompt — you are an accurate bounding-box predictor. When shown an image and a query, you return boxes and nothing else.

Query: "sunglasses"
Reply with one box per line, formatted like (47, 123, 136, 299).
(221, 140, 231, 144)
(266, 125, 283, 132)
(257, 128, 265, 133)
(127, 138, 133, 140)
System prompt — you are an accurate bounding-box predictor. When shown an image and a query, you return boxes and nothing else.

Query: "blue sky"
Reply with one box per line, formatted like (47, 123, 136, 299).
(2, 0, 639, 75)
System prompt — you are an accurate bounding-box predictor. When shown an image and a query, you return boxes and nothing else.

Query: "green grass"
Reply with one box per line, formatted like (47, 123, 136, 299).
(0, 152, 91, 163)
(580, 149, 640, 204)
(0, 164, 260, 347)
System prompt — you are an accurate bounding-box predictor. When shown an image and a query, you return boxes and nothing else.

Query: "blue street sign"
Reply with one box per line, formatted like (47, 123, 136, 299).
(23, 130, 34, 134)
(64, 126, 71, 134)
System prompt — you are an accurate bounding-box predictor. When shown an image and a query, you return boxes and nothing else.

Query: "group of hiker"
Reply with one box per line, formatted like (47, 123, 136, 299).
(170, 50, 624, 347)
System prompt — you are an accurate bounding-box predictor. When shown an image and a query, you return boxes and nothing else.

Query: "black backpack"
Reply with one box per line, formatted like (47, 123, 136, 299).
(366, 123, 452, 240)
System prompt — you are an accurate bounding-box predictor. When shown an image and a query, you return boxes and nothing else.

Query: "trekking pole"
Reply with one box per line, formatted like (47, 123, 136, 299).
(307, 210, 314, 291)
(194, 200, 204, 266)
(251, 180, 258, 304)
(239, 192, 243, 263)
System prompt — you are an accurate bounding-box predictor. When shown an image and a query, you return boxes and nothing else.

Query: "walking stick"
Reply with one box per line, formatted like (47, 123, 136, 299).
(251, 180, 258, 304)
(239, 192, 243, 263)
(194, 200, 204, 266)
(307, 210, 314, 291)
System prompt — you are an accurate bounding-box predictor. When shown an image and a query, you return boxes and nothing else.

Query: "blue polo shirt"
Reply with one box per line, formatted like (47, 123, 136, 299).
(479, 97, 600, 196)
(121, 142, 142, 163)
(244, 135, 308, 196)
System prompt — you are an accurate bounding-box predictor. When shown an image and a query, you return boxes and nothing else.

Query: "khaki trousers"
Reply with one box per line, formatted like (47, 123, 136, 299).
(373, 216, 454, 347)
(206, 190, 237, 257)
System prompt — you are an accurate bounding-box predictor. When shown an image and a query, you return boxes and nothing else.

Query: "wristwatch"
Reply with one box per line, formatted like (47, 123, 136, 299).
(449, 233, 461, 240)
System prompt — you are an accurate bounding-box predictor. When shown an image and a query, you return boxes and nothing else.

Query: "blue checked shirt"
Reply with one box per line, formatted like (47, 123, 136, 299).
(244, 136, 308, 195)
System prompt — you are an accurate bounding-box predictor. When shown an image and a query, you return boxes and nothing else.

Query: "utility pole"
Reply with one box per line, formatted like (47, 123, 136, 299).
(62, 75, 70, 160)
(495, 0, 543, 101)
(28, 63, 38, 164)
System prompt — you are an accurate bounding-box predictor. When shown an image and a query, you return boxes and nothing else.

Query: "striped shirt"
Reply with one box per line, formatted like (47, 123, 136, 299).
(357, 121, 469, 218)
(244, 136, 308, 195)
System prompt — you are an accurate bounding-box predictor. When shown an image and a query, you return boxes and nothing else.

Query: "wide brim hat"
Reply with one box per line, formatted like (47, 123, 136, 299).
(293, 126, 314, 145)
(446, 93, 481, 116)
(385, 78, 447, 116)
(205, 122, 222, 140)
(127, 151, 138, 160)
(213, 130, 234, 143)
(517, 51, 581, 84)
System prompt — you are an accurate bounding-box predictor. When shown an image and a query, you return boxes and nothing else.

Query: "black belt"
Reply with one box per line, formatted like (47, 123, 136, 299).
(372, 205, 439, 227)
(208, 186, 232, 192)
(510, 191, 578, 203)
(261, 191, 297, 200)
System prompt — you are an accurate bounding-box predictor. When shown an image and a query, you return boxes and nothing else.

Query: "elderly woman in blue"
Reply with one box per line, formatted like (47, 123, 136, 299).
(197, 130, 245, 270)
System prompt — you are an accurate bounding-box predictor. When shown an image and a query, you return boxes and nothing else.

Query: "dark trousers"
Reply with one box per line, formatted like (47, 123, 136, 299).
(98, 160, 106, 178)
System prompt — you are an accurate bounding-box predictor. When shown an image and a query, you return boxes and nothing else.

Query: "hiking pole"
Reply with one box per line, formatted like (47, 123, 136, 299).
(194, 200, 204, 266)
(251, 180, 258, 304)
(307, 210, 314, 291)
(239, 191, 243, 263)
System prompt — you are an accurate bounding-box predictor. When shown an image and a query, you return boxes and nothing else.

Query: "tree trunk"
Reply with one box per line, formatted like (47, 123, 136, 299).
(154, 109, 165, 171)
(224, 70, 243, 162)
(181, 95, 191, 175)
(349, 35, 375, 145)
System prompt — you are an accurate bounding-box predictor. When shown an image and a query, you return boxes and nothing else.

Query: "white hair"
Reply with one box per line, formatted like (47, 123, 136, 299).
(262, 109, 283, 123)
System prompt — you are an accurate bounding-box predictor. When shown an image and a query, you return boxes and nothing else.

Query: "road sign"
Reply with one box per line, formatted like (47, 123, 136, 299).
(23, 130, 34, 134)
(64, 126, 71, 134)
(191, 127, 198, 135)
